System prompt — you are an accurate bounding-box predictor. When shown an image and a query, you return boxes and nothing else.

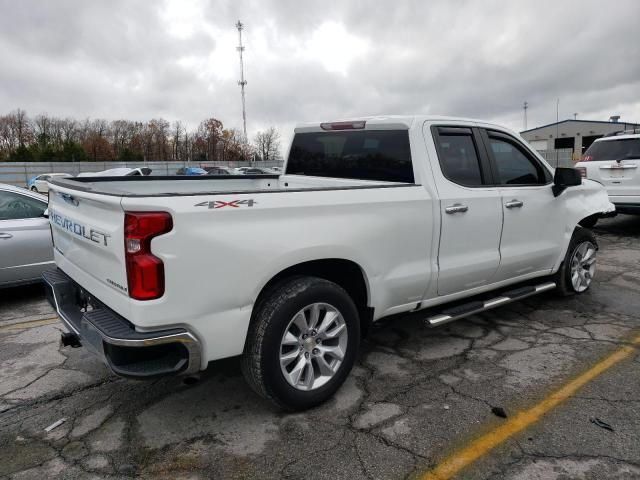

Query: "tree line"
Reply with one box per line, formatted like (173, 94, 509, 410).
(0, 109, 281, 163)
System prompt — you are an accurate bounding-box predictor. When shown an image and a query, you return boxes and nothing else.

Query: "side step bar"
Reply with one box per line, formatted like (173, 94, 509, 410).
(426, 281, 556, 327)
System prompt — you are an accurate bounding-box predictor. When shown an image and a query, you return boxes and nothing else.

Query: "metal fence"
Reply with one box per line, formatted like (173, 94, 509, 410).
(537, 149, 575, 168)
(0, 160, 285, 187)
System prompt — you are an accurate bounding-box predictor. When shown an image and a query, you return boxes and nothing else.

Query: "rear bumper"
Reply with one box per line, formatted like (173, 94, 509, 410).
(42, 268, 202, 378)
(609, 195, 640, 214)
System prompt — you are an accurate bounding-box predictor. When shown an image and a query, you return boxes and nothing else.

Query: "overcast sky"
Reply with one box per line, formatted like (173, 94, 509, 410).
(1, 0, 639, 147)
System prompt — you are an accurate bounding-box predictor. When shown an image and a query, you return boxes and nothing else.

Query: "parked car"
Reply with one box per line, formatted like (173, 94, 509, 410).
(242, 167, 279, 175)
(206, 166, 236, 175)
(0, 184, 53, 288)
(27, 173, 72, 193)
(76, 167, 152, 177)
(575, 129, 640, 226)
(235, 167, 251, 174)
(176, 167, 208, 176)
(44, 116, 613, 410)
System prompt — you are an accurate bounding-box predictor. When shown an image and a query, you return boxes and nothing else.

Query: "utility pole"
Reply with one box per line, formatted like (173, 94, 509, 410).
(523, 101, 528, 131)
(556, 98, 560, 167)
(236, 20, 248, 143)
(573, 113, 578, 120)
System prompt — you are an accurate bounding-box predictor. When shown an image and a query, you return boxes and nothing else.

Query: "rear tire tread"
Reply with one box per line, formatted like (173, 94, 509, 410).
(241, 276, 359, 410)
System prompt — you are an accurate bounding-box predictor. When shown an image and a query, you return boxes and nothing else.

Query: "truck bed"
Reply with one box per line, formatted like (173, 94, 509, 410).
(50, 174, 409, 197)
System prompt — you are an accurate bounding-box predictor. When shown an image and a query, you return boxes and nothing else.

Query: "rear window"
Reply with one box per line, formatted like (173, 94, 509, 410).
(584, 138, 640, 161)
(286, 130, 414, 183)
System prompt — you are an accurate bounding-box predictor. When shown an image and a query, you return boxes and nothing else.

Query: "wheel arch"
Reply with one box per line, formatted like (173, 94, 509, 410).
(251, 258, 373, 338)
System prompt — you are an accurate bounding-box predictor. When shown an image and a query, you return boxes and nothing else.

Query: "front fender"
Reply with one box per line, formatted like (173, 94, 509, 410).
(567, 179, 615, 219)
(553, 179, 614, 271)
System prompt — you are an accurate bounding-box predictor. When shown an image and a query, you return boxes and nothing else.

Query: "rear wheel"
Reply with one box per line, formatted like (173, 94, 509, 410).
(554, 227, 598, 296)
(30, 186, 38, 192)
(241, 276, 360, 410)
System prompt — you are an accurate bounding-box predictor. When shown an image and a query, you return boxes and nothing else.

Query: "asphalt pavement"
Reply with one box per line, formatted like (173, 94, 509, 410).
(0, 215, 639, 480)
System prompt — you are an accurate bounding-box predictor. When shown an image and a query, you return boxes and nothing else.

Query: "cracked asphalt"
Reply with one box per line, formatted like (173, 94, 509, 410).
(1, 215, 639, 480)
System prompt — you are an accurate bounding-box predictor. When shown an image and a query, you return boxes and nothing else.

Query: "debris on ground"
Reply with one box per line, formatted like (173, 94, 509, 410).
(590, 417, 614, 432)
(44, 418, 66, 433)
(491, 406, 508, 418)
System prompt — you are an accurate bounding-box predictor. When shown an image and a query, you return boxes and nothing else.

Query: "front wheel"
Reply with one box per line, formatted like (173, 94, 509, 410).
(30, 186, 38, 192)
(241, 276, 360, 411)
(554, 227, 598, 296)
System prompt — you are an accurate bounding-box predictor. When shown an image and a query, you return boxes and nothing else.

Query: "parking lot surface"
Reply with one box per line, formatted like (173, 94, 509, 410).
(1, 216, 639, 480)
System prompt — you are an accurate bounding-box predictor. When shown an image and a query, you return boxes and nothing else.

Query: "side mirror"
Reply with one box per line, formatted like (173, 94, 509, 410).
(552, 168, 582, 197)
(43, 208, 49, 218)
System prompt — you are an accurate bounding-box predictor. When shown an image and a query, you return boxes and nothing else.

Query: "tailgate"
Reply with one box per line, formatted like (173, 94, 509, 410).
(48, 184, 128, 295)
(596, 160, 639, 196)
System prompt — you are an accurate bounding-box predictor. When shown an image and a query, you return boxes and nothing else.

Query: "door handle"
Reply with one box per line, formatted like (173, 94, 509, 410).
(0, 233, 12, 239)
(445, 204, 469, 214)
(505, 200, 524, 209)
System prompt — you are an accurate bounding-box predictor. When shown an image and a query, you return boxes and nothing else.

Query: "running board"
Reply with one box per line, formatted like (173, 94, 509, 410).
(426, 281, 557, 327)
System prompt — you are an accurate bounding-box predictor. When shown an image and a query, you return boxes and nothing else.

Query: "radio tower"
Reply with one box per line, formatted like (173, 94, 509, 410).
(236, 20, 248, 141)
(523, 101, 528, 130)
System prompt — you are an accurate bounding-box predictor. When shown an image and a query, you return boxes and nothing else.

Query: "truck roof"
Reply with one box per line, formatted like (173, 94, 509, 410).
(293, 115, 518, 135)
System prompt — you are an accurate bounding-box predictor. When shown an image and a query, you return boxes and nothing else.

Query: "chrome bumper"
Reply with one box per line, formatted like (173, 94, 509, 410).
(43, 268, 202, 378)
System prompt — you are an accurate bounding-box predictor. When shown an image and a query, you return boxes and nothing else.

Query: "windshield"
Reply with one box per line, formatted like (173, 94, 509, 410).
(584, 138, 640, 161)
(286, 130, 414, 183)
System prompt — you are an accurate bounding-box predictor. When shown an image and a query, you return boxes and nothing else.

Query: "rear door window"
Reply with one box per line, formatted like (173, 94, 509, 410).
(584, 138, 640, 161)
(433, 128, 484, 186)
(286, 130, 414, 183)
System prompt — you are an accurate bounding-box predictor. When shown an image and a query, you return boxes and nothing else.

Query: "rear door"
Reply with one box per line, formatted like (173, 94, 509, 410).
(582, 137, 640, 196)
(0, 189, 53, 285)
(429, 126, 503, 296)
(48, 184, 128, 295)
(481, 129, 564, 281)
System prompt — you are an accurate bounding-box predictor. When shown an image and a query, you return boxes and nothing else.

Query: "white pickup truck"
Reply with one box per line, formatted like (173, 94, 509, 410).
(44, 116, 614, 410)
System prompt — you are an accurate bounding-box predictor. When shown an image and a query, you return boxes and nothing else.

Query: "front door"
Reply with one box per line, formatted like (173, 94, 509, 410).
(481, 130, 565, 281)
(429, 126, 503, 296)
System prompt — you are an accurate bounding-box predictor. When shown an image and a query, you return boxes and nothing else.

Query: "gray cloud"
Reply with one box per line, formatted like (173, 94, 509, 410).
(0, 0, 638, 146)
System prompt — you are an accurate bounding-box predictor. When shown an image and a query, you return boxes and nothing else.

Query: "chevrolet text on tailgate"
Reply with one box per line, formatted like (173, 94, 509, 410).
(44, 116, 614, 410)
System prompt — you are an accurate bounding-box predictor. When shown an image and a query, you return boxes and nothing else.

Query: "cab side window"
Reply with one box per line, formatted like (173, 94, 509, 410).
(435, 128, 484, 186)
(0, 191, 47, 220)
(488, 136, 550, 186)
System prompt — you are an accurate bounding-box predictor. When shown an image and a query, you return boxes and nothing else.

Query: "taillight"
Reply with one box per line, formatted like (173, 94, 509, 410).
(581, 155, 593, 162)
(124, 212, 173, 300)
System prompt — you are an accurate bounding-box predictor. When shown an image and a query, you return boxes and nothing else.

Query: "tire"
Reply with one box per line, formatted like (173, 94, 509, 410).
(241, 276, 360, 411)
(579, 215, 598, 229)
(30, 186, 38, 192)
(554, 227, 598, 296)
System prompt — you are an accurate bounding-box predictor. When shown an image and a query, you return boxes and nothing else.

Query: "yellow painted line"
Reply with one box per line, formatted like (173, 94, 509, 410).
(0, 317, 60, 332)
(421, 333, 640, 480)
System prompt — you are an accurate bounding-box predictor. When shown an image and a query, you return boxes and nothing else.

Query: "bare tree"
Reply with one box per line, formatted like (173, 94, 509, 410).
(253, 127, 281, 162)
(171, 121, 183, 161)
(13, 109, 31, 146)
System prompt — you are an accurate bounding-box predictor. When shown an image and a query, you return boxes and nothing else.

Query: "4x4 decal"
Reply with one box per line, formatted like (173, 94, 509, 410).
(195, 199, 257, 209)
